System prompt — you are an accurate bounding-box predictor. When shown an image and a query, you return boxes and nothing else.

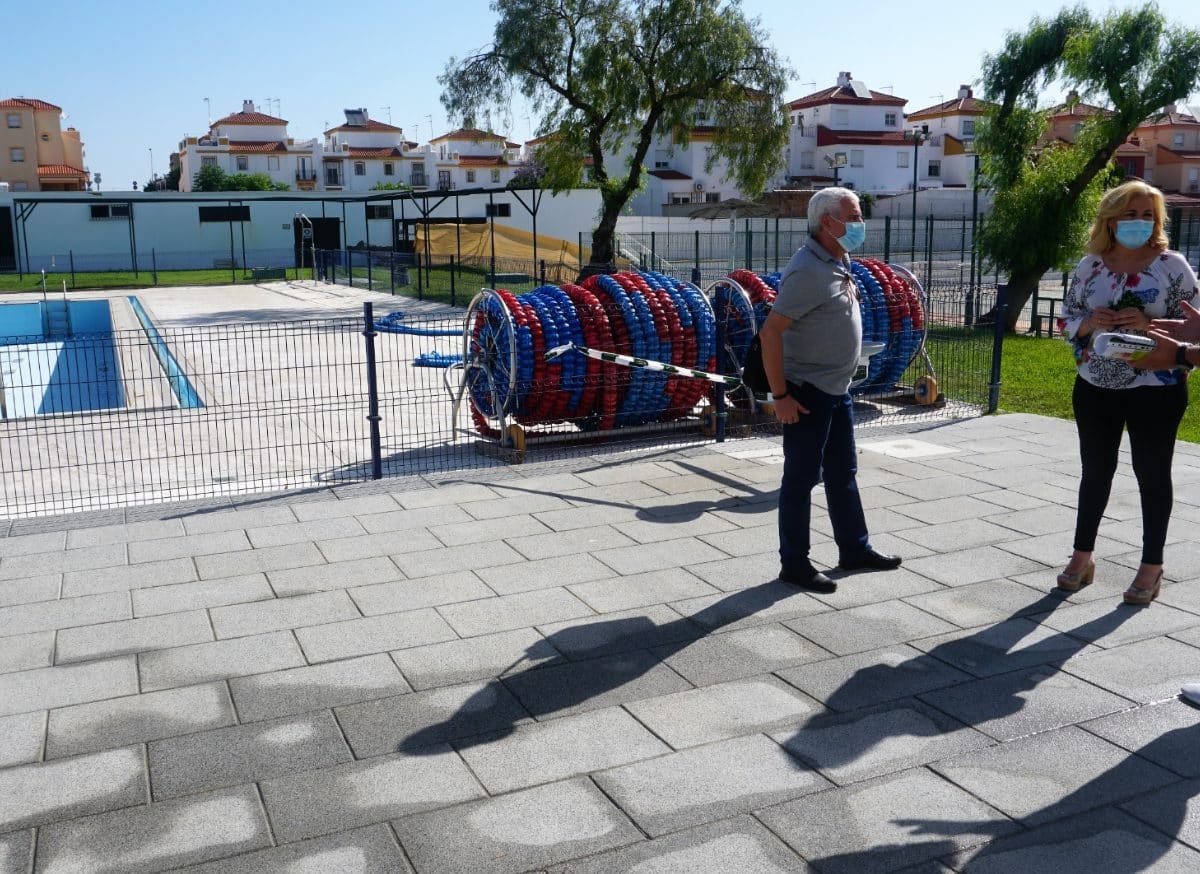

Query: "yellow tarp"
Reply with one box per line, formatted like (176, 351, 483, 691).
(414, 223, 583, 272)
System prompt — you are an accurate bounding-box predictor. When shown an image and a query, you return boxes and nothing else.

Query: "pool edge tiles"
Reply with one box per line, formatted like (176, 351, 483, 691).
(126, 296, 205, 410)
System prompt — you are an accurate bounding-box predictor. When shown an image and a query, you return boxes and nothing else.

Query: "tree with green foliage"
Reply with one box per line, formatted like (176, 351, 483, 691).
(191, 166, 289, 192)
(440, 0, 791, 272)
(371, 181, 411, 191)
(977, 4, 1200, 331)
(191, 164, 228, 192)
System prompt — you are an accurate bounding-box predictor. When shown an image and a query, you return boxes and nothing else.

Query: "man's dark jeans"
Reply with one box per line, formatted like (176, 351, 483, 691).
(779, 380, 869, 573)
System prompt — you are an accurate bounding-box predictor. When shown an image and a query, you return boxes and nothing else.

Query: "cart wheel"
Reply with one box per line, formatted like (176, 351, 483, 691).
(915, 376, 939, 405)
(504, 423, 527, 454)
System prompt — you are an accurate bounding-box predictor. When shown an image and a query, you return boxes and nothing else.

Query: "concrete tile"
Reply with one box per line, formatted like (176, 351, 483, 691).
(537, 605, 702, 660)
(477, 554, 615, 596)
(429, 515, 552, 548)
(547, 815, 809, 873)
(127, 530, 250, 564)
(902, 545, 1047, 588)
(0, 592, 130, 638)
(0, 631, 55, 674)
(65, 519, 185, 548)
(0, 542, 126, 581)
(624, 676, 816, 749)
(34, 785, 272, 873)
(697, 523, 779, 560)
(195, 542, 325, 580)
(919, 667, 1131, 742)
(787, 600, 957, 656)
(61, 557, 198, 597)
(597, 733, 829, 836)
(46, 682, 236, 760)
(269, 555, 403, 596)
(392, 777, 642, 874)
(394, 483, 498, 509)
(0, 530, 66, 557)
(437, 587, 593, 637)
(246, 516, 366, 548)
(776, 645, 973, 713)
(1083, 699, 1200, 778)
(947, 806, 1200, 873)
(530, 503, 642, 532)
(391, 542, 527, 579)
(55, 610, 214, 663)
(889, 495, 1003, 526)
(902, 578, 1062, 628)
(1063, 636, 1200, 704)
(391, 628, 562, 691)
(460, 706, 670, 793)
(174, 824, 411, 873)
(464, 492, 574, 520)
(0, 831, 32, 874)
(610, 514, 738, 546)
(890, 518, 1023, 554)
(994, 530, 1130, 567)
(336, 679, 530, 756)
(316, 528, 444, 562)
(655, 623, 830, 687)
(180, 505, 297, 535)
(672, 582, 829, 632)
(931, 726, 1177, 827)
(0, 745, 145, 832)
(1120, 777, 1200, 858)
(138, 631, 306, 692)
(906, 615, 1102, 678)
(295, 608, 458, 663)
(0, 657, 138, 717)
(506, 525, 638, 561)
(568, 568, 718, 613)
(260, 747, 485, 843)
(1039, 598, 1200, 649)
(593, 537, 727, 575)
(229, 653, 410, 723)
(986, 504, 1080, 537)
(0, 711, 45, 768)
(0, 574, 60, 607)
(349, 572, 493, 616)
(209, 590, 359, 638)
(776, 698, 992, 786)
(290, 494, 401, 520)
(756, 768, 1016, 874)
(357, 504, 474, 533)
(505, 650, 694, 720)
(149, 711, 352, 799)
(132, 574, 274, 617)
(885, 475, 994, 502)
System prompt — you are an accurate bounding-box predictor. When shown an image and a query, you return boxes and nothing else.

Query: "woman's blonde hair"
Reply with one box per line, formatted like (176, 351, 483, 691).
(1087, 180, 1169, 254)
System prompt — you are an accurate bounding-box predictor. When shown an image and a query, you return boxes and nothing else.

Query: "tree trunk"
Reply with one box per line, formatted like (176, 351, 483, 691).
(580, 194, 624, 281)
(974, 266, 1044, 333)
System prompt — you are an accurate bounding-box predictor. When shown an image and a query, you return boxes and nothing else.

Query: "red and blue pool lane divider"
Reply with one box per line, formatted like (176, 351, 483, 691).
(459, 264, 925, 439)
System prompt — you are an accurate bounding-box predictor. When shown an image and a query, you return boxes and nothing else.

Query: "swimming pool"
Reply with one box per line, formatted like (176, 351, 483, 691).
(0, 300, 124, 418)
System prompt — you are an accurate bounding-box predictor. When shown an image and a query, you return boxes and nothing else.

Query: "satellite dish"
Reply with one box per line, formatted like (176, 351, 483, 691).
(849, 80, 872, 99)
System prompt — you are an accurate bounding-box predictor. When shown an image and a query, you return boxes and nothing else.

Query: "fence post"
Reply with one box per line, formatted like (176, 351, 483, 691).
(362, 302, 384, 480)
(925, 215, 934, 280)
(69, 250, 76, 289)
(1169, 207, 1182, 251)
(152, 248, 158, 286)
(744, 225, 752, 272)
(988, 284, 1008, 414)
(694, 230, 700, 275)
(883, 217, 891, 264)
(449, 255, 457, 307)
(774, 218, 780, 271)
(366, 251, 373, 292)
(539, 259, 546, 285)
(1031, 284, 1041, 338)
(650, 232, 656, 270)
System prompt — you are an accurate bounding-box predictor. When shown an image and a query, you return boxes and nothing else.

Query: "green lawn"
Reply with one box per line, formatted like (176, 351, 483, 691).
(1000, 334, 1200, 443)
(0, 267, 315, 293)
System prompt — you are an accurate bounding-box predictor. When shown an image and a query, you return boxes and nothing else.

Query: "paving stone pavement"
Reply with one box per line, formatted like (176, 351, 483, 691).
(2, 413, 1200, 872)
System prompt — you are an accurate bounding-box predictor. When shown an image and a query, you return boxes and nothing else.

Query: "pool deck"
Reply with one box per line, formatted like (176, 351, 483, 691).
(3, 411, 1200, 872)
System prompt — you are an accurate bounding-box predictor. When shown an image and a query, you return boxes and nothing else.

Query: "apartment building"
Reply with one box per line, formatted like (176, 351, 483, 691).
(322, 110, 426, 192)
(429, 129, 521, 191)
(177, 101, 320, 192)
(1135, 106, 1200, 193)
(906, 86, 993, 188)
(0, 98, 88, 192)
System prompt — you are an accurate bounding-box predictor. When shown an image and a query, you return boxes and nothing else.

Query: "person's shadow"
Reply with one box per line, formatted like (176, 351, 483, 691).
(809, 718, 1200, 873)
(398, 579, 812, 752)
(783, 593, 1142, 774)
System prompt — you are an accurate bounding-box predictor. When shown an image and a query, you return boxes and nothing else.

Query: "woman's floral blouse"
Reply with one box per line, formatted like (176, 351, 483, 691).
(1058, 250, 1199, 389)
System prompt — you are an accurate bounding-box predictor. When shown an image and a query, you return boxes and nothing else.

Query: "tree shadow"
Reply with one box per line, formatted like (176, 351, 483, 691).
(398, 580, 808, 753)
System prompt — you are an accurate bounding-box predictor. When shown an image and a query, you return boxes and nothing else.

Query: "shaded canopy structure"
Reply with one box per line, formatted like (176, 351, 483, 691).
(689, 198, 788, 271)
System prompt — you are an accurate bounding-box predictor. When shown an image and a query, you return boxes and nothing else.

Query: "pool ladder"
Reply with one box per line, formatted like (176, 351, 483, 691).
(42, 282, 73, 339)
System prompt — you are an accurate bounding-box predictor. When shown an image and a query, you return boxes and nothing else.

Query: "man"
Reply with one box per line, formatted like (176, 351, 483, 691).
(1132, 299, 1200, 706)
(757, 187, 902, 593)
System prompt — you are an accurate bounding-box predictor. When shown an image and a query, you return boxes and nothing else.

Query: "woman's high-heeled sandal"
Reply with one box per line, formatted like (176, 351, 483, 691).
(1123, 570, 1163, 606)
(1056, 560, 1095, 592)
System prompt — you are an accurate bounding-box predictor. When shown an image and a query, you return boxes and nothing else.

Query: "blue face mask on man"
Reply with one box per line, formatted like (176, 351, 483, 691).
(831, 216, 867, 252)
(1114, 219, 1154, 249)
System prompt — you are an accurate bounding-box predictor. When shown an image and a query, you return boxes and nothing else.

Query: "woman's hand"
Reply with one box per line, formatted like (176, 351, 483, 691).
(1088, 306, 1120, 331)
(1113, 307, 1151, 332)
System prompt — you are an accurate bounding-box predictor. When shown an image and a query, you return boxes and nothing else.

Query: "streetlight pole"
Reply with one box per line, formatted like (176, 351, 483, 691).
(903, 124, 929, 262)
(148, 148, 154, 188)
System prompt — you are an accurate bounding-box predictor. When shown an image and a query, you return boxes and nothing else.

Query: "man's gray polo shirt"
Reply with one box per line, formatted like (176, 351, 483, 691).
(771, 236, 862, 395)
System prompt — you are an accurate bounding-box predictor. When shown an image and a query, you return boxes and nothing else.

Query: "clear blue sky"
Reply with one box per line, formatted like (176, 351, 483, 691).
(7, 0, 1198, 191)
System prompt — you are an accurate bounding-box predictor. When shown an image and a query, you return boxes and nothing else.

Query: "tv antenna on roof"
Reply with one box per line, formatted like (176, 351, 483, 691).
(381, 106, 392, 124)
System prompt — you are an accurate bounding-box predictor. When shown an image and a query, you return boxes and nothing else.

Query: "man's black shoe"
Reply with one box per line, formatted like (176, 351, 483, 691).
(838, 549, 903, 571)
(778, 567, 837, 593)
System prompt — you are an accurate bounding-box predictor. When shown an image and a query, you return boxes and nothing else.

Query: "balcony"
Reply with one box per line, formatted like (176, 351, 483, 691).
(409, 173, 428, 188)
(324, 171, 343, 188)
(295, 171, 317, 191)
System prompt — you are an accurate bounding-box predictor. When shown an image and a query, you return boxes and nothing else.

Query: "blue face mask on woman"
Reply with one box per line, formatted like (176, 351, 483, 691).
(832, 217, 867, 251)
(1114, 219, 1154, 249)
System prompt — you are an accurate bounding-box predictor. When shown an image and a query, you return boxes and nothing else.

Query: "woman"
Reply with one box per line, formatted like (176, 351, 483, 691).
(1055, 180, 1197, 605)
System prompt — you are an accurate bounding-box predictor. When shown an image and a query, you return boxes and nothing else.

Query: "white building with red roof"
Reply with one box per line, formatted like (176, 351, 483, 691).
(0, 97, 89, 192)
(1135, 105, 1200, 194)
(177, 100, 320, 192)
(428, 128, 521, 191)
(905, 85, 995, 189)
(785, 73, 911, 195)
(321, 109, 424, 192)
